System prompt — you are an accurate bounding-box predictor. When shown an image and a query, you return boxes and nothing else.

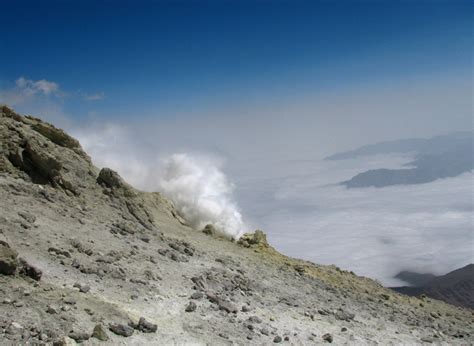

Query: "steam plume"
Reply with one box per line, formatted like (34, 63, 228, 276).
(157, 153, 245, 239)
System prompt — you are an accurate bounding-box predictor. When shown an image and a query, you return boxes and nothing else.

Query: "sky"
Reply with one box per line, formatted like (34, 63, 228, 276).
(1, 0, 473, 285)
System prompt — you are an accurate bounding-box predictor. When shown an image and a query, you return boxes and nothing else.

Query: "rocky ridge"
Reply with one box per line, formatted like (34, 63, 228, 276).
(0, 105, 473, 345)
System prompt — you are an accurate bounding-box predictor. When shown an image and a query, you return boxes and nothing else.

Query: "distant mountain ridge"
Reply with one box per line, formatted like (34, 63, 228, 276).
(391, 264, 474, 309)
(326, 132, 472, 161)
(326, 132, 473, 188)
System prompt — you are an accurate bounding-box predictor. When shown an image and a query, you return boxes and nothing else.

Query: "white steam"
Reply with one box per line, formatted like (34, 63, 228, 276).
(74, 123, 246, 238)
(157, 153, 245, 239)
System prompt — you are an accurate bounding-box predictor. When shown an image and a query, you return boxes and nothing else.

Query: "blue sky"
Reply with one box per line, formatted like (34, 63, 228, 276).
(1, 0, 472, 121)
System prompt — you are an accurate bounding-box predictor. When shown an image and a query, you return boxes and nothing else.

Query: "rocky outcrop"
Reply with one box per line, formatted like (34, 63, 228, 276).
(237, 230, 269, 249)
(0, 105, 93, 196)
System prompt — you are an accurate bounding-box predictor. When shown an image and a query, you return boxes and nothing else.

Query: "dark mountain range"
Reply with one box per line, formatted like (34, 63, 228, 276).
(326, 132, 472, 161)
(326, 132, 473, 188)
(392, 264, 474, 309)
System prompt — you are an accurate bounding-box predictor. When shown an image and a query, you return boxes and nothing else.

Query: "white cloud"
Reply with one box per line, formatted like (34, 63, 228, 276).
(15, 77, 59, 95)
(0, 77, 105, 110)
(0, 77, 62, 107)
(83, 91, 105, 101)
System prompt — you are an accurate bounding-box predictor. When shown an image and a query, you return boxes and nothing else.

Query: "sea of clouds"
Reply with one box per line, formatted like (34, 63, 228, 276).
(232, 154, 473, 286)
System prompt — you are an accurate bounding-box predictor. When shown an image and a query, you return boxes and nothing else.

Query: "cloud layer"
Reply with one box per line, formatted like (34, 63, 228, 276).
(236, 155, 473, 286)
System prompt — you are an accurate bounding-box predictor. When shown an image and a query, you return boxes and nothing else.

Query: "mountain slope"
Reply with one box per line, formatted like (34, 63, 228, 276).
(0, 106, 473, 345)
(392, 265, 474, 310)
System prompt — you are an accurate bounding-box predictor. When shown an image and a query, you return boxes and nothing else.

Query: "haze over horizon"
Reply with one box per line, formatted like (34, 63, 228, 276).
(1, 0, 472, 285)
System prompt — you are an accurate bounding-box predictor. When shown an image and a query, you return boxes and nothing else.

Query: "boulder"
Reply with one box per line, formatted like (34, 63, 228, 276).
(68, 331, 90, 342)
(109, 323, 134, 337)
(0, 242, 18, 275)
(92, 324, 109, 341)
(97, 168, 127, 190)
(19, 258, 43, 280)
(237, 230, 269, 248)
(137, 317, 157, 333)
(202, 224, 216, 235)
(185, 301, 197, 312)
(322, 333, 333, 343)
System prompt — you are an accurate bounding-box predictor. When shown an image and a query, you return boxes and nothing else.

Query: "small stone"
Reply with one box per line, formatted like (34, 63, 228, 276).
(64, 297, 77, 305)
(79, 285, 90, 293)
(261, 328, 270, 336)
(341, 327, 348, 332)
(242, 305, 251, 312)
(109, 323, 134, 337)
(84, 308, 94, 315)
(322, 333, 333, 343)
(46, 305, 60, 314)
(18, 211, 36, 223)
(92, 324, 109, 341)
(52, 336, 77, 346)
(140, 236, 150, 243)
(7, 322, 24, 334)
(218, 300, 238, 314)
(137, 317, 157, 333)
(185, 301, 197, 312)
(190, 291, 203, 300)
(68, 331, 90, 342)
(273, 335, 282, 343)
(248, 316, 262, 323)
(3, 298, 12, 304)
(335, 310, 355, 321)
